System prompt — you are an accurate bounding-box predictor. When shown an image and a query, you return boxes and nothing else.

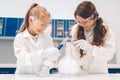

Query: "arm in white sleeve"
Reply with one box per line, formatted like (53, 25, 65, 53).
(14, 36, 60, 67)
(14, 37, 46, 67)
(71, 24, 116, 61)
(25, 50, 45, 66)
(91, 28, 116, 61)
(71, 24, 78, 42)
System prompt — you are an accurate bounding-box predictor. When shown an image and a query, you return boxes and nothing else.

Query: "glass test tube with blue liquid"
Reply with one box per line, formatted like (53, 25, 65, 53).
(57, 31, 69, 50)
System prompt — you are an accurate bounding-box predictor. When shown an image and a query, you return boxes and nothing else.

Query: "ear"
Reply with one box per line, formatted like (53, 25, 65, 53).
(29, 16, 35, 23)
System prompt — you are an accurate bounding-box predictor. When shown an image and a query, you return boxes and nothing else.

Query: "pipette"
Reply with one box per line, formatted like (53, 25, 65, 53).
(57, 31, 69, 50)
(49, 31, 69, 74)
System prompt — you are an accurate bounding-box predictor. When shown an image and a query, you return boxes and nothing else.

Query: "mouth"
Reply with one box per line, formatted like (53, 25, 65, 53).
(37, 29, 42, 34)
(84, 26, 90, 30)
(37, 29, 40, 32)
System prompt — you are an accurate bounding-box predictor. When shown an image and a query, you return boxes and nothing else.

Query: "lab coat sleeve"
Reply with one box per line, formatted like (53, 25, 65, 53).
(14, 35, 46, 69)
(71, 24, 116, 61)
(91, 28, 116, 61)
(71, 24, 79, 42)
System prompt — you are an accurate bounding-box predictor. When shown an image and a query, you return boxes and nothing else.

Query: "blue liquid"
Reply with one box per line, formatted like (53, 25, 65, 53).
(49, 68, 59, 74)
(49, 37, 68, 74)
(57, 44, 63, 50)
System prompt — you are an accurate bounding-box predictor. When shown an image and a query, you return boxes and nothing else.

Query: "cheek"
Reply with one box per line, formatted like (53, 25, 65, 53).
(31, 26, 36, 31)
(39, 26, 46, 31)
(83, 23, 90, 28)
(85, 22, 93, 27)
(83, 23, 92, 30)
(33, 27, 39, 33)
(90, 21, 94, 26)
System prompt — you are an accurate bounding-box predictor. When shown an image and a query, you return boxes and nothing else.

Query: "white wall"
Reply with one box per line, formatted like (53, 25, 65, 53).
(0, 0, 120, 64)
(0, 0, 80, 19)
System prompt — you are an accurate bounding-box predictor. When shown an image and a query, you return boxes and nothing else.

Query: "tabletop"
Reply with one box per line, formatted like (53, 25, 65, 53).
(0, 74, 120, 80)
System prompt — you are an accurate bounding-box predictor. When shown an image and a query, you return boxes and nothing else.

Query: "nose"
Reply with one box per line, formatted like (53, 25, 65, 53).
(79, 23, 84, 27)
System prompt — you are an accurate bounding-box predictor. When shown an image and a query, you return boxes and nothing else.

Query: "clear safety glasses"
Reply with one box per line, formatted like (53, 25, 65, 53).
(75, 15, 94, 26)
(30, 16, 47, 27)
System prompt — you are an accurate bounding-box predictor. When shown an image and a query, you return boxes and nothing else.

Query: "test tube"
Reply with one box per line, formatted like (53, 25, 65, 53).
(49, 31, 69, 74)
(57, 31, 69, 50)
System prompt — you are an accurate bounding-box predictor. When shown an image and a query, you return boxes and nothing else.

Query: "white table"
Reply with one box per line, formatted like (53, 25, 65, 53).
(1, 64, 120, 68)
(0, 74, 120, 80)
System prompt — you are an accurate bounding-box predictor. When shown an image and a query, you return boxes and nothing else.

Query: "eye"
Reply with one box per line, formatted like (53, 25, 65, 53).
(83, 21, 87, 24)
(77, 21, 81, 23)
(41, 24, 45, 27)
(41, 16, 45, 19)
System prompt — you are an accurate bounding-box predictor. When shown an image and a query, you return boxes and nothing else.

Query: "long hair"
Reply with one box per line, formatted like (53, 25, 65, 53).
(74, 1, 107, 58)
(19, 3, 50, 32)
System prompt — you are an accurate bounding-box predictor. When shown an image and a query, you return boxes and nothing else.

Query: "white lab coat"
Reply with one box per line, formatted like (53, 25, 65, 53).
(14, 28, 54, 74)
(71, 23, 116, 74)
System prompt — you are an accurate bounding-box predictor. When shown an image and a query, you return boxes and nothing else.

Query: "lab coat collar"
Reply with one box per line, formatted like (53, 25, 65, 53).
(22, 29, 40, 48)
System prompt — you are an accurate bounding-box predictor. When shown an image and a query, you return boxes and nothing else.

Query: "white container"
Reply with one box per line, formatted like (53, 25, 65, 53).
(58, 42, 80, 75)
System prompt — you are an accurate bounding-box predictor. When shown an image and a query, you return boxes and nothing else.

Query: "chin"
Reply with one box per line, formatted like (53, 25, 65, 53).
(85, 28, 89, 30)
(38, 31, 43, 34)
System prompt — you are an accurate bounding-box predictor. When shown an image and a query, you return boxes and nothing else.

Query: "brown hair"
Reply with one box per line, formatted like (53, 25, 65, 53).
(19, 3, 50, 32)
(74, 1, 107, 58)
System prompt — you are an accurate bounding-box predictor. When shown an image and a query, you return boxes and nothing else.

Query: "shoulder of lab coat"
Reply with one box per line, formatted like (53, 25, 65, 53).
(91, 24, 116, 61)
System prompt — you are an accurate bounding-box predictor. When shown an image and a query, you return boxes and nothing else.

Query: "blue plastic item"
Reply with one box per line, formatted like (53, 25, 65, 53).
(49, 31, 69, 74)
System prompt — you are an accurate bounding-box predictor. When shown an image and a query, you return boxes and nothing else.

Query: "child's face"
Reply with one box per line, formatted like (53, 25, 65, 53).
(31, 16, 47, 35)
(29, 14, 50, 36)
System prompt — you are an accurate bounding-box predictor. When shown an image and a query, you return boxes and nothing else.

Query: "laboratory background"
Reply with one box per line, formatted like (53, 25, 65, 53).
(0, 0, 120, 74)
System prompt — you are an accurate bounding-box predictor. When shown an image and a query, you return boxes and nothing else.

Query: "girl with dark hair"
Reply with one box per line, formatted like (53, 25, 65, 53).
(71, 1, 116, 74)
(14, 3, 60, 74)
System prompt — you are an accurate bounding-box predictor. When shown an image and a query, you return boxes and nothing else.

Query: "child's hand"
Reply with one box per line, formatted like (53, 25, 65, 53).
(44, 47, 61, 61)
(73, 39, 93, 53)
